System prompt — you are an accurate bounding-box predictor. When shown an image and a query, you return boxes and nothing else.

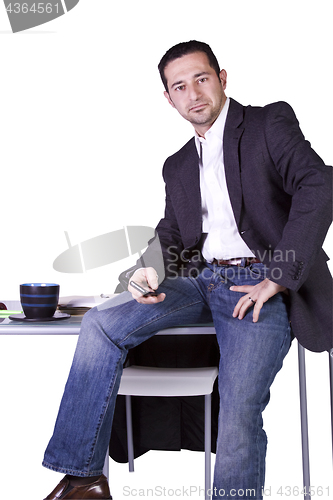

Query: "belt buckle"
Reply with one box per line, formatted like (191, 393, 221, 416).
(216, 258, 242, 266)
(214, 257, 259, 267)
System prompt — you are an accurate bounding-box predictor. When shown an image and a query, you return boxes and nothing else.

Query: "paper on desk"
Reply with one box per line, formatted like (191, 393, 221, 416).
(0, 300, 22, 311)
(58, 295, 117, 308)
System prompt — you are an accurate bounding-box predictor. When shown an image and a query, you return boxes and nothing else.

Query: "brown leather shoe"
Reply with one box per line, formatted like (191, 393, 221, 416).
(44, 474, 112, 499)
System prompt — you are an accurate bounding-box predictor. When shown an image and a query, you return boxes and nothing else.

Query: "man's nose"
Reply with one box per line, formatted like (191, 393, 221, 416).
(188, 84, 201, 100)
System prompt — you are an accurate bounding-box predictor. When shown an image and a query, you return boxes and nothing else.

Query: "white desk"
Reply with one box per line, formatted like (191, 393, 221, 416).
(0, 314, 82, 335)
(0, 315, 216, 336)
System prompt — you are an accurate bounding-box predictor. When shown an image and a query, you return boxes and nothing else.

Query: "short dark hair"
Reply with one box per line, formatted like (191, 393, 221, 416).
(158, 40, 221, 92)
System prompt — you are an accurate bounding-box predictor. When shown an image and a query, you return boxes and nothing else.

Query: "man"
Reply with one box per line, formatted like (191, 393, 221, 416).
(43, 41, 332, 500)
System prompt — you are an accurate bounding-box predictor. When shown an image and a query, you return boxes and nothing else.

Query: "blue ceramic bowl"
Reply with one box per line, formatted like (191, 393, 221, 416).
(20, 283, 60, 319)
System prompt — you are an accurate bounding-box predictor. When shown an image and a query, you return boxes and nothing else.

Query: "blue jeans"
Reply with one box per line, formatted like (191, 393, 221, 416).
(43, 263, 291, 499)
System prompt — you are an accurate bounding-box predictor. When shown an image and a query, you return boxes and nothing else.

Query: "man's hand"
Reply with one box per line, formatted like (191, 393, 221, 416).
(230, 278, 287, 322)
(128, 267, 166, 304)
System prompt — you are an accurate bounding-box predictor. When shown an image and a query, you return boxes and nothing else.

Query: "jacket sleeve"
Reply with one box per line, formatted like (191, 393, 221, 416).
(263, 101, 332, 290)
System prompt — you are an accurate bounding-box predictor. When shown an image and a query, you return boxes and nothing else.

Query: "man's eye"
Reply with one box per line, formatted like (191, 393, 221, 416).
(198, 78, 207, 83)
(175, 85, 185, 91)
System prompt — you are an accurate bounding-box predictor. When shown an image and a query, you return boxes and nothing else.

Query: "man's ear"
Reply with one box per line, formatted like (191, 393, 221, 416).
(164, 91, 175, 108)
(219, 69, 227, 91)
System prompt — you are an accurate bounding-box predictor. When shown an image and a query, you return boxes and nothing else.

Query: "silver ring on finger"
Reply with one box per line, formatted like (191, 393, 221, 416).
(248, 297, 256, 303)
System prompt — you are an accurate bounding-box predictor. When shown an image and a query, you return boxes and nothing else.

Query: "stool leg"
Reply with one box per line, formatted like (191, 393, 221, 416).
(125, 395, 135, 472)
(204, 394, 212, 500)
(298, 343, 311, 500)
(329, 349, 333, 465)
(103, 446, 109, 481)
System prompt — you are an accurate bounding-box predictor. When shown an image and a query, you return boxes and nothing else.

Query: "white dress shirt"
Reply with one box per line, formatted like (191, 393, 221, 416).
(195, 98, 255, 262)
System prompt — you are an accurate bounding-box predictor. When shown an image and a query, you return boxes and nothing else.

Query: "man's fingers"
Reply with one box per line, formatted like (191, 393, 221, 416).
(233, 294, 258, 320)
(230, 285, 254, 294)
(231, 279, 286, 321)
(128, 267, 163, 304)
(135, 293, 166, 305)
(231, 285, 255, 317)
(231, 282, 264, 320)
(234, 297, 263, 321)
(128, 281, 165, 304)
(131, 267, 159, 290)
(145, 267, 159, 290)
(252, 301, 263, 323)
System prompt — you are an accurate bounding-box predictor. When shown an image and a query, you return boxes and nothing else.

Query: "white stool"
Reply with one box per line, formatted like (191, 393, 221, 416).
(118, 365, 218, 500)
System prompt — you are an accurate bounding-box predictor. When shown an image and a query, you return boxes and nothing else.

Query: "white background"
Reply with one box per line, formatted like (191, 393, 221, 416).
(0, 1, 332, 499)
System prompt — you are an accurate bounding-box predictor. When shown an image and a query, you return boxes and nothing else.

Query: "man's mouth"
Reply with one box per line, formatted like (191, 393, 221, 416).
(189, 103, 207, 112)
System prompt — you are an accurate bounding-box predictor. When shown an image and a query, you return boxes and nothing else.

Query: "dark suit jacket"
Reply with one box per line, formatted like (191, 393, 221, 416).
(119, 99, 332, 352)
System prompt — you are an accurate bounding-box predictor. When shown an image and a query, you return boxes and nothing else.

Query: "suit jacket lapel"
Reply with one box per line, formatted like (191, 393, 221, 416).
(223, 98, 245, 227)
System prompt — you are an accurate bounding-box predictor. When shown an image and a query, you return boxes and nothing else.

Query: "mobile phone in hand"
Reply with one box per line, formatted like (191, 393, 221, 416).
(130, 281, 159, 297)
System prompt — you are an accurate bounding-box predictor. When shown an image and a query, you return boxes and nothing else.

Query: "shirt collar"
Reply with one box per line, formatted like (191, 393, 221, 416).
(195, 97, 230, 155)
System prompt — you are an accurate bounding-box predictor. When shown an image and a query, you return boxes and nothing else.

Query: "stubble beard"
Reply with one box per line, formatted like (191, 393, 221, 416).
(187, 91, 225, 130)
(187, 104, 220, 129)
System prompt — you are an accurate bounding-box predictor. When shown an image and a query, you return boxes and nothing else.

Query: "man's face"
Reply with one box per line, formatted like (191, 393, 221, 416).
(163, 51, 227, 137)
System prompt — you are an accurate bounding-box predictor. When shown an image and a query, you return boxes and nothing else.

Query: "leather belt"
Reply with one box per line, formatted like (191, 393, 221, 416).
(211, 257, 262, 267)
